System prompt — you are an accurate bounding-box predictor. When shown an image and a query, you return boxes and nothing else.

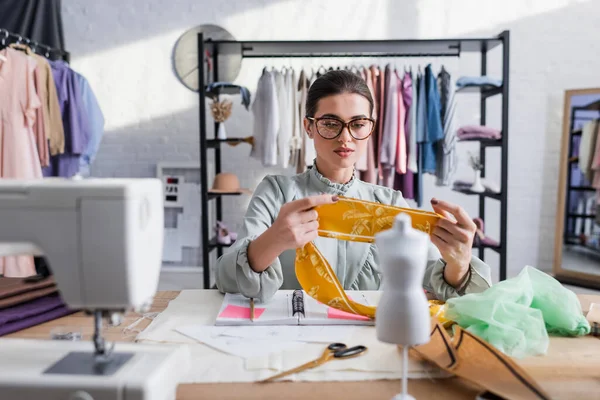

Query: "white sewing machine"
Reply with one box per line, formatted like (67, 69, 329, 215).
(0, 179, 190, 400)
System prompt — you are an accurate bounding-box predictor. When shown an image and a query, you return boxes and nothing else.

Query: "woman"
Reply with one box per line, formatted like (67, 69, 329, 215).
(215, 70, 492, 303)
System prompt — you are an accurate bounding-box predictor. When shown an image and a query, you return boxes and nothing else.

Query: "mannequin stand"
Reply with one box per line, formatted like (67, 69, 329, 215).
(392, 346, 416, 400)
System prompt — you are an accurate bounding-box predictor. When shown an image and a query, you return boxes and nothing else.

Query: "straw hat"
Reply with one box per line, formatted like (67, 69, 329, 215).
(208, 173, 252, 195)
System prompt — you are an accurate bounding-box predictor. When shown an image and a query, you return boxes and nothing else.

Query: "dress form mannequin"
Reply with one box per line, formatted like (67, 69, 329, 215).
(375, 213, 431, 400)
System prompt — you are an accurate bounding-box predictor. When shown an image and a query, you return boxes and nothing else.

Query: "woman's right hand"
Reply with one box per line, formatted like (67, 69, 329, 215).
(248, 194, 338, 273)
(270, 194, 339, 251)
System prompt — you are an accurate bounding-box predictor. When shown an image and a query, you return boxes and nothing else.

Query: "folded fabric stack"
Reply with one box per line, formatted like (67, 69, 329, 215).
(0, 276, 76, 336)
(453, 180, 475, 191)
(205, 82, 251, 110)
(456, 76, 503, 88)
(457, 125, 502, 140)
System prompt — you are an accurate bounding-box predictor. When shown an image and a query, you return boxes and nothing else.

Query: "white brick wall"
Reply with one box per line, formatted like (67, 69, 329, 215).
(63, 0, 600, 283)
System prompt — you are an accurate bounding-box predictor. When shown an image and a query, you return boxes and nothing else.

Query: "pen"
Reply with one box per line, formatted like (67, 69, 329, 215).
(250, 298, 255, 322)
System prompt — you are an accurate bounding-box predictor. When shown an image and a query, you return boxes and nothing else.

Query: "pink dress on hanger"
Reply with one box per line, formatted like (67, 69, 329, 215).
(357, 67, 377, 184)
(0, 48, 43, 277)
(395, 69, 407, 175)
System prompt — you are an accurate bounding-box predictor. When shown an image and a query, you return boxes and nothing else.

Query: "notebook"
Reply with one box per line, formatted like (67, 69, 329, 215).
(215, 290, 376, 326)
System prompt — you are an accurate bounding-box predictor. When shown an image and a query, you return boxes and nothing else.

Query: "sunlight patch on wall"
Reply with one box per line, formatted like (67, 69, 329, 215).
(416, 0, 591, 37)
(70, 29, 198, 132)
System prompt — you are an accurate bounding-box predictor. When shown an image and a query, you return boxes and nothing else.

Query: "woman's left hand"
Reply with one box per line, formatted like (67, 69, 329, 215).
(430, 198, 477, 288)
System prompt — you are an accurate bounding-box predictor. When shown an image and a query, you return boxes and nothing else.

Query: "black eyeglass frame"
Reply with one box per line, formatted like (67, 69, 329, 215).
(306, 116, 376, 140)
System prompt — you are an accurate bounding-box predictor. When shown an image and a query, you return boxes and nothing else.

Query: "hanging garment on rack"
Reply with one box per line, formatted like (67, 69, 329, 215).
(277, 69, 295, 168)
(436, 67, 458, 186)
(394, 70, 414, 199)
(296, 69, 307, 173)
(288, 68, 301, 169)
(31, 53, 64, 159)
(414, 71, 427, 207)
(422, 64, 444, 175)
(408, 70, 418, 175)
(274, 69, 289, 168)
(25, 49, 49, 167)
(405, 71, 418, 174)
(251, 68, 279, 167)
(379, 65, 400, 188)
(359, 65, 379, 184)
(377, 65, 389, 182)
(76, 73, 105, 177)
(299, 69, 315, 170)
(394, 69, 407, 176)
(0, 47, 43, 278)
(355, 68, 369, 173)
(9, 44, 50, 167)
(357, 66, 377, 184)
(42, 60, 91, 178)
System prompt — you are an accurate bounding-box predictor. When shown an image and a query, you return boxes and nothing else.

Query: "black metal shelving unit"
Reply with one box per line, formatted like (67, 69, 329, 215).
(197, 31, 510, 288)
(563, 98, 600, 253)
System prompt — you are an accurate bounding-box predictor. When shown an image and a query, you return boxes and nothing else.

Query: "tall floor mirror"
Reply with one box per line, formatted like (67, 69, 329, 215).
(554, 88, 600, 288)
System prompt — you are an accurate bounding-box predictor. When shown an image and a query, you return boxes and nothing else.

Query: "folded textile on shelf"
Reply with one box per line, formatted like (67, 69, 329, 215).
(0, 293, 76, 336)
(0, 275, 55, 299)
(0, 275, 58, 309)
(457, 125, 502, 140)
(456, 76, 502, 88)
(206, 82, 251, 110)
(473, 217, 500, 247)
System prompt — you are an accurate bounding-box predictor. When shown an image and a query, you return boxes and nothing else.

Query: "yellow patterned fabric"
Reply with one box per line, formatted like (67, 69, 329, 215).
(429, 300, 453, 328)
(295, 196, 445, 320)
(315, 196, 439, 242)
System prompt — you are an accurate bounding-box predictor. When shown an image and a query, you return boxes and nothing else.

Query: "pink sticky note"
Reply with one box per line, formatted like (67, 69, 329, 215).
(219, 304, 266, 319)
(327, 307, 371, 321)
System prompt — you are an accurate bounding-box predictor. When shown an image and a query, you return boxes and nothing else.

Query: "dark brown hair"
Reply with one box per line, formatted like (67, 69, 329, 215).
(305, 70, 374, 118)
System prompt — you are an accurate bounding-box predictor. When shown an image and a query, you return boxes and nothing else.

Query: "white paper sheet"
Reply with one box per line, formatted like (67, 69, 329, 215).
(177, 214, 200, 248)
(162, 228, 182, 262)
(177, 325, 353, 344)
(244, 325, 434, 374)
(176, 325, 303, 358)
(135, 290, 445, 383)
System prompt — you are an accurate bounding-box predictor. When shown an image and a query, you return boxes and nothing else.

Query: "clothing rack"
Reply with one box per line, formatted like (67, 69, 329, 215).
(563, 99, 600, 251)
(0, 28, 70, 62)
(197, 32, 510, 289)
(0, 27, 70, 278)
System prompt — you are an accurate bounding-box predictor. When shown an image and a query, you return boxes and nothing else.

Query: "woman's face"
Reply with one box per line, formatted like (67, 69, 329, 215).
(304, 93, 372, 172)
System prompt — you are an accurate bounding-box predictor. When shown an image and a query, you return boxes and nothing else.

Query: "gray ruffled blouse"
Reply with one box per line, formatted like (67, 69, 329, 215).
(215, 166, 492, 302)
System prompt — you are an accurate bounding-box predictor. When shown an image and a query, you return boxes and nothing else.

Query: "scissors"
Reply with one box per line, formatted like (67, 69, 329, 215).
(258, 342, 367, 383)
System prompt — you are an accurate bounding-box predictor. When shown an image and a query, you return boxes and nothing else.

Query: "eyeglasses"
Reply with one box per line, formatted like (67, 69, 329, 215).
(306, 116, 375, 140)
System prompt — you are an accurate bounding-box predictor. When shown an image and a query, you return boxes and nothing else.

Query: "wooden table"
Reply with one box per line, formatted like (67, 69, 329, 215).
(6, 291, 600, 399)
